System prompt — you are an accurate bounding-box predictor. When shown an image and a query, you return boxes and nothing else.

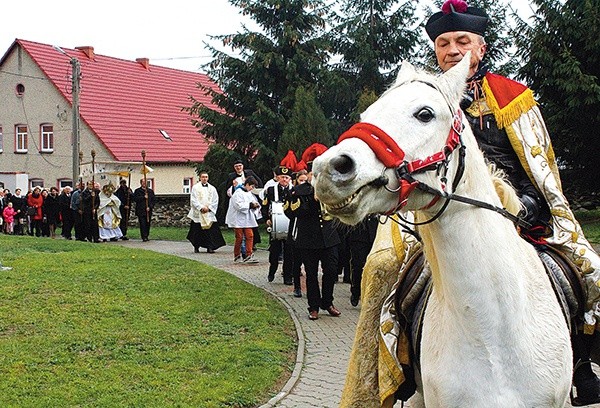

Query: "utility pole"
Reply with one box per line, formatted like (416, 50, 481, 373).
(71, 58, 81, 186)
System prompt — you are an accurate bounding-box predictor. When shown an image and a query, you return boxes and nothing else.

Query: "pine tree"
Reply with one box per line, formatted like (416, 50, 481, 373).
(325, 0, 421, 131)
(278, 86, 332, 159)
(513, 0, 600, 191)
(350, 88, 379, 123)
(186, 0, 331, 180)
(330, 0, 421, 95)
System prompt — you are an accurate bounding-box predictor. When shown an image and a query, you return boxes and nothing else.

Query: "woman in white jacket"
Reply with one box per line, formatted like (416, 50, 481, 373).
(225, 177, 261, 263)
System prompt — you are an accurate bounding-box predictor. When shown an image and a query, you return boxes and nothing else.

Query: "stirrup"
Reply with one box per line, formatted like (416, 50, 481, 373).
(571, 360, 600, 406)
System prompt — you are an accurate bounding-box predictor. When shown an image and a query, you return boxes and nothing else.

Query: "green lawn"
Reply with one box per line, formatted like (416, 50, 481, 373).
(0, 236, 295, 407)
(575, 209, 600, 244)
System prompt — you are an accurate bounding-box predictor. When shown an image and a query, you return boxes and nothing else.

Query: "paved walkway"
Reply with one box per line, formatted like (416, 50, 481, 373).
(118, 239, 600, 408)
(117, 239, 358, 408)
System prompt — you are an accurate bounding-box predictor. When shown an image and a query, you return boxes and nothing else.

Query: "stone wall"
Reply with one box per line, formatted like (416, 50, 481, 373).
(130, 195, 191, 227)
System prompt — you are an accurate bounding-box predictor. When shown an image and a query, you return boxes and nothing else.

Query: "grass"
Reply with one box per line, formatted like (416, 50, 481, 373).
(575, 209, 600, 244)
(0, 235, 296, 407)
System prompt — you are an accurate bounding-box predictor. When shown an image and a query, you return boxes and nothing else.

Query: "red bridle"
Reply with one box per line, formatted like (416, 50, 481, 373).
(337, 109, 465, 213)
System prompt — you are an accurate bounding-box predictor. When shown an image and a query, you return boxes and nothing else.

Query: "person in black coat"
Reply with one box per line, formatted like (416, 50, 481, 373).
(80, 181, 100, 243)
(347, 215, 379, 306)
(262, 165, 293, 284)
(285, 181, 341, 320)
(9, 188, 26, 235)
(225, 160, 263, 193)
(133, 178, 156, 242)
(115, 179, 133, 240)
(58, 186, 74, 239)
(42, 187, 61, 238)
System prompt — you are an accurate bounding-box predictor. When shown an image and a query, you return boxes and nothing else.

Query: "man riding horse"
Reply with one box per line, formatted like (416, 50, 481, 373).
(339, 0, 600, 406)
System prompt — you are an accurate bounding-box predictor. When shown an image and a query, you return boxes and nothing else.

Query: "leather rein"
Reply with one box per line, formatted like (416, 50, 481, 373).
(337, 85, 532, 230)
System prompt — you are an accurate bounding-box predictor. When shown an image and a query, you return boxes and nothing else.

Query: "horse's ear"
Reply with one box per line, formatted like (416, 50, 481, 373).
(394, 59, 417, 86)
(439, 51, 471, 106)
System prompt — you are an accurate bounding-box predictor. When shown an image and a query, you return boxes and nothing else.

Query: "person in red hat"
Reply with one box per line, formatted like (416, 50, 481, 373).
(284, 144, 341, 320)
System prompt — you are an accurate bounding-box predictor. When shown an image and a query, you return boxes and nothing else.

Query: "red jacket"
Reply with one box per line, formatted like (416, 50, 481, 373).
(27, 193, 44, 220)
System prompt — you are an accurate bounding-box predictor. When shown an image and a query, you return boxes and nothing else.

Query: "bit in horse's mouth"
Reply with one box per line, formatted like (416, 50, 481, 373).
(326, 182, 374, 211)
(328, 191, 359, 210)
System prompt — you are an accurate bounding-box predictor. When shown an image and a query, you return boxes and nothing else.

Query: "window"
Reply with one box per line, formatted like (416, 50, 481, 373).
(16, 84, 25, 96)
(30, 179, 44, 189)
(15, 125, 28, 152)
(0, 126, 3, 153)
(58, 179, 73, 190)
(41, 124, 54, 152)
(183, 177, 192, 194)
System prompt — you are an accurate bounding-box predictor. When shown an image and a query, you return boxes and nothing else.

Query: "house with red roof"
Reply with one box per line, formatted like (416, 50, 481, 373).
(0, 39, 219, 194)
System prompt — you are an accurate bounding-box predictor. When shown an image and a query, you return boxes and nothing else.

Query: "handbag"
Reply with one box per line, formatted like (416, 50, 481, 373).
(27, 206, 36, 216)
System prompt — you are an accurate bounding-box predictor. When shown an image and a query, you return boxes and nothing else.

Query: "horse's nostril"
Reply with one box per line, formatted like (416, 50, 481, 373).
(331, 154, 355, 175)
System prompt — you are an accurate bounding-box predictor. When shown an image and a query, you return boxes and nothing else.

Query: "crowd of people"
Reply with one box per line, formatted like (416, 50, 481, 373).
(195, 148, 377, 321)
(0, 178, 155, 243)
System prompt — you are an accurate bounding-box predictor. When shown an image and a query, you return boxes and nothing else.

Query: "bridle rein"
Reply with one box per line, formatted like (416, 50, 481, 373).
(336, 81, 532, 230)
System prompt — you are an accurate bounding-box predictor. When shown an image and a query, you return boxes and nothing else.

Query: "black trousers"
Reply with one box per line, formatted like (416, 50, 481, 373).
(137, 212, 152, 240)
(61, 210, 74, 239)
(349, 242, 371, 299)
(269, 238, 293, 282)
(291, 245, 303, 291)
(83, 212, 99, 242)
(73, 210, 85, 240)
(119, 210, 130, 237)
(297, 245, 339, 312)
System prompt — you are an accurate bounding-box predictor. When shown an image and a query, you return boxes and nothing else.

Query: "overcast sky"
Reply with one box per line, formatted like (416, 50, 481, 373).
(1, 0, 535, 73)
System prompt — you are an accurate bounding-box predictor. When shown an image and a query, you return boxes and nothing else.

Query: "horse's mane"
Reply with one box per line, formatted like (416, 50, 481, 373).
(489, 163, 521, 217)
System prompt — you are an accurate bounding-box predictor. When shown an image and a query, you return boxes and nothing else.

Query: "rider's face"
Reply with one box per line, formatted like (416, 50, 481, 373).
(434, 31, 486, 77)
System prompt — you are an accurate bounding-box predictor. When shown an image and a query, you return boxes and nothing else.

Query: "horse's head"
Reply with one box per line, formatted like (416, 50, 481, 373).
(312, 54, 472, 225)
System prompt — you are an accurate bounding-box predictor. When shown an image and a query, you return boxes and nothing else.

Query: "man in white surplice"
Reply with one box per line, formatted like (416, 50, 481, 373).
(187, 171, 225, 253)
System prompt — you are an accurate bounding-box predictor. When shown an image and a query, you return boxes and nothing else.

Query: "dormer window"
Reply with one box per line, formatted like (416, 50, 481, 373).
(159, 129, 172, 141)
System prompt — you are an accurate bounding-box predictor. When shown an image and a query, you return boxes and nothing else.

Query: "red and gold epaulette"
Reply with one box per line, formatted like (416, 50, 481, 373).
(482, 72, 538, 129)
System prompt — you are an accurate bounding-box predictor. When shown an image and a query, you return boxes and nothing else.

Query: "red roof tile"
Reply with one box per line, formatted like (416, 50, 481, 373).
(14, 39, 220, 163)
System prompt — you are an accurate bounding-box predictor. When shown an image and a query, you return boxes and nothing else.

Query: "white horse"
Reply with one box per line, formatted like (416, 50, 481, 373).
(312, 55, 572, 407)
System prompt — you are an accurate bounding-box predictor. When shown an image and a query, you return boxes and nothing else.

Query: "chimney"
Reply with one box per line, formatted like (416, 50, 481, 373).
(75, 46, 95, 60)
(136, 58, 150, 70)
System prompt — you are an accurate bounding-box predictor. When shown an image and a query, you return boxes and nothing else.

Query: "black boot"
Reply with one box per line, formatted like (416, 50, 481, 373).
(572, 332, 600, 406)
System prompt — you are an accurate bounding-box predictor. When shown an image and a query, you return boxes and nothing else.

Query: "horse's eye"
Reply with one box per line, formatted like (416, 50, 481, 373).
(414, 107, 435, 122)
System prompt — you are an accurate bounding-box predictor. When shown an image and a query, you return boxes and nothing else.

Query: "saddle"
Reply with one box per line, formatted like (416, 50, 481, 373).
(392, 244, 585, 402)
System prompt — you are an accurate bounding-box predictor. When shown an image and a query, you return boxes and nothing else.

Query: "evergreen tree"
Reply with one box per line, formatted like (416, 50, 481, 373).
(186, 0, 331, 180)
(326, 0, 421, 133)
(330, 0, 421, 95)
(513, 0, 600, 191)
(278, 85, 332, 159)
(350, 88, 379, 123)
